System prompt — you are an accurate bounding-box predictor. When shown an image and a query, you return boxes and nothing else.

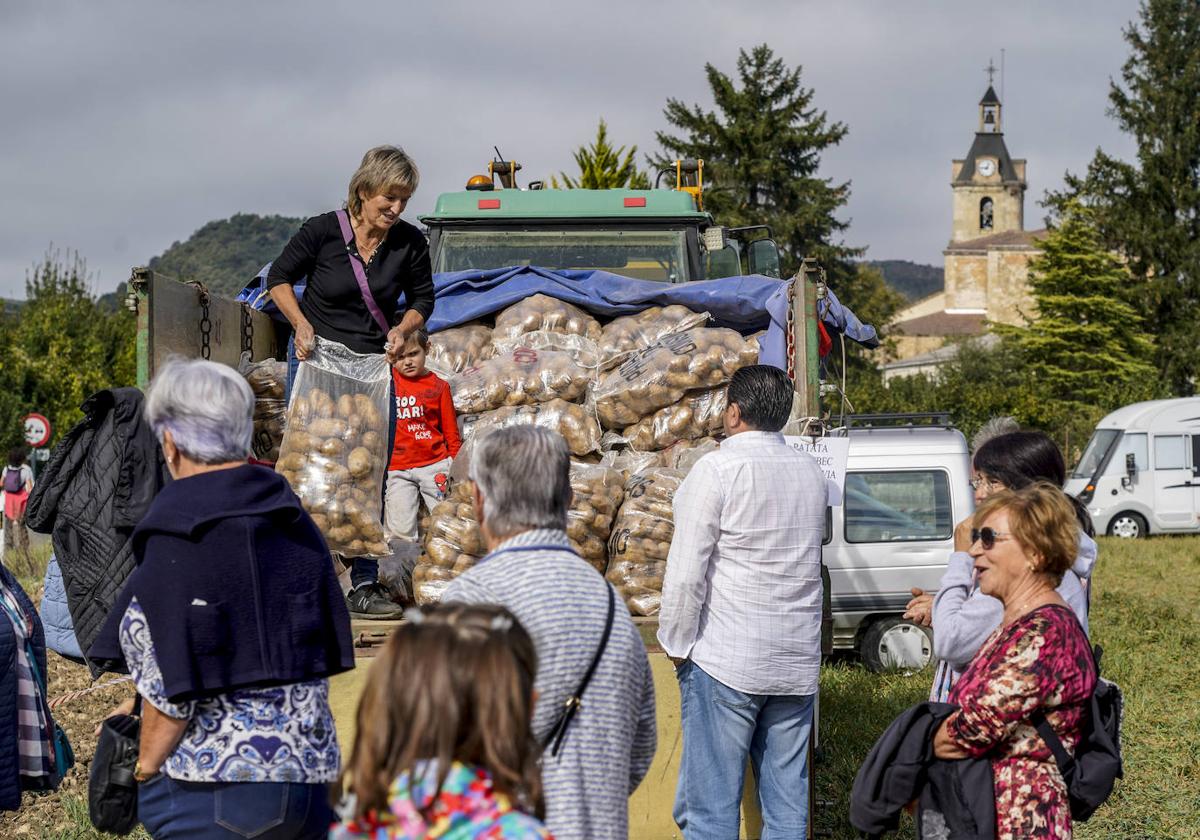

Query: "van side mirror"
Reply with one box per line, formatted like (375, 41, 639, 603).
(748, 239, 782, 278)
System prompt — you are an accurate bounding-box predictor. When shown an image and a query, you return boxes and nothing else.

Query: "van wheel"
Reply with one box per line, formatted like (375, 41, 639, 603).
(860, 618, 933, 674)
(1108, 512, 1147, 539)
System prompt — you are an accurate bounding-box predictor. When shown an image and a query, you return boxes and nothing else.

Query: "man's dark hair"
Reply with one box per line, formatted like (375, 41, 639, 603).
(726, 365, 793, 432)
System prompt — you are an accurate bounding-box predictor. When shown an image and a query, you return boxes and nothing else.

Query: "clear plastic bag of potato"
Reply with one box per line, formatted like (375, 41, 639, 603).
(451, 347, 591, 415)
(659, 437, 721, 473)
(491, 330, 601, 369)
(493, 293, 602, 343)
(417, 481, 484, 603)
(594, 328, 759, 429)
(240, 353, 288, 462)
(605, 468, 685, 615)
(463, 399, 602, 456)
(566, 463, 625, 572)
(428, 323, 496, 374)
(413, 563, 456, 605)
(275, 337, 391, 558)
(622, 387, 726, 451)
(598, 305, 709, 368)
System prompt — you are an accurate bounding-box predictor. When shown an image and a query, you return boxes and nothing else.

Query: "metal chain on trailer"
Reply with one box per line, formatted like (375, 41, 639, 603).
(240, 304, 254, 354)
(190, 282, 212, 360)
(785, 279, 797, 383)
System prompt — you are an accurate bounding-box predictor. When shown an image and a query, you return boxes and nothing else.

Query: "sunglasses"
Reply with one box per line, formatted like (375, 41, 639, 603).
(971, 527, 1011, 549)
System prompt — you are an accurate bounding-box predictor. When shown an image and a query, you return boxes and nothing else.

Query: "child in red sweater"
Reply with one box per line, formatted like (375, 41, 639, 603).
(385, 330, 461, 546)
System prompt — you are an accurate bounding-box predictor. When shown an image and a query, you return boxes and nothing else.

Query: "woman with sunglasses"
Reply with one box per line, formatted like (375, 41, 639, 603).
(932, 483, 1096, 839)
(905, 431, 1097, 700)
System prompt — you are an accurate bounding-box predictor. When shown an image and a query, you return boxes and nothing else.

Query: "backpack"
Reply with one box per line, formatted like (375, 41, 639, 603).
(1031, 644, 1124, 822)
(3, 467, 23, 494)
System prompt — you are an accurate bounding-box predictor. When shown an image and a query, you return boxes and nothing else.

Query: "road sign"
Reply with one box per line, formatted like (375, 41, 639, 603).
(23, 413, 51, 448)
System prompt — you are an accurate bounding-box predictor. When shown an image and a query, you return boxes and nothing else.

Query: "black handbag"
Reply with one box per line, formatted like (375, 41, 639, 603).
(89, 695, 141, 835)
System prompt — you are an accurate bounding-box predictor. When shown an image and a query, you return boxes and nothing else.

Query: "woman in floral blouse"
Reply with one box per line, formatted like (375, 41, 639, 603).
(333, 603, 550, 840)
(933, 483, 1097, 839)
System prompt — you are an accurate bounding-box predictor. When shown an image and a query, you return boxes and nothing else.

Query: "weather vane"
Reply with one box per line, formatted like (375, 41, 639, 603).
(984, 58, 997, 86)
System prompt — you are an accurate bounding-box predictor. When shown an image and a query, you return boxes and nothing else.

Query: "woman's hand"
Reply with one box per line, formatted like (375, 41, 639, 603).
(954, 517, 975, 552)
(904, 588, 934, 627)
(933, 718, 970, 759)
(293, 320, 316, 361)
(95, 695, 137, 735)
(385, 323, 409, 363)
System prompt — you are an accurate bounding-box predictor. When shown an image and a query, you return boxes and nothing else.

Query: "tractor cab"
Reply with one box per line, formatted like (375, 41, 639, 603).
(421, 155, 782, 282)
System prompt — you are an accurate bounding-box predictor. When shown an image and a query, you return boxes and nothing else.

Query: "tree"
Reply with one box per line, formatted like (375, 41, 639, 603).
(654, 45, 858, 279)
(1047, 0, 1200, 393)
(553, 119, 651, 190)
(150, 213, 304, 298)
(996, 203, 1160, 424)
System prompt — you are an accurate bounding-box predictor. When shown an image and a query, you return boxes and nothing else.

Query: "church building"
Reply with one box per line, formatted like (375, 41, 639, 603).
(884, 81, 1045, 378)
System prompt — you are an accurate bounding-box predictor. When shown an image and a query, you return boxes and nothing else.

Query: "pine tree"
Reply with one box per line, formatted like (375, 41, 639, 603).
(997, 203, 1159, 415)
(1048, 0, 1200, 393)
(653, 44, 858, 276)
(553, 119, 650, 190)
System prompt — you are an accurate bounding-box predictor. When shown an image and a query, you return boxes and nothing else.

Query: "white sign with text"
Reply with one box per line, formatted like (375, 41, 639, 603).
(784, 435, 850, 505)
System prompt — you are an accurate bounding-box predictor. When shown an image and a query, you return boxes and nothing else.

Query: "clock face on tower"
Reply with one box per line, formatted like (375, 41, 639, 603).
(977, 158, 997, 177)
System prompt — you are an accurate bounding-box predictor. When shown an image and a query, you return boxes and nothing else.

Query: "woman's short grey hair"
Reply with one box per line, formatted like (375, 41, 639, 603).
(971, 416, 1020, 456)
(347, 145, 420, 219)
(469, 426, 572, 539)
(144, 357, 254, 464)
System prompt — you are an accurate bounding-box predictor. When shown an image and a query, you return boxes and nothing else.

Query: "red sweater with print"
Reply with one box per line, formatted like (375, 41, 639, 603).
(388, 370, 462, 471)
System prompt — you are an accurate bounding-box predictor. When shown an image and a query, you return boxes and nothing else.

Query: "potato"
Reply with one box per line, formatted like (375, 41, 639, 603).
(347, 447, 373, 478)
(309, 418, 349, 439)
(493, 294, 602, 343)
(320, 438, 347, 458)
(594, 328, 756, 429)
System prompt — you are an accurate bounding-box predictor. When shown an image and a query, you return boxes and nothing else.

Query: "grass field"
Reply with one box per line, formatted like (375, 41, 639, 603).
(4, 536, 1198, 838)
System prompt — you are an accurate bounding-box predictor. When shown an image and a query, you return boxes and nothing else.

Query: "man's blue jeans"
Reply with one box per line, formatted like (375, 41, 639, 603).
(674, 660, 815, 839)
(138, 775, 334, 839)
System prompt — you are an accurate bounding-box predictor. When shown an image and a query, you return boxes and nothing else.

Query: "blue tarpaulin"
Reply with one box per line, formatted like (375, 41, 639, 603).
(239, 265, 879, 369)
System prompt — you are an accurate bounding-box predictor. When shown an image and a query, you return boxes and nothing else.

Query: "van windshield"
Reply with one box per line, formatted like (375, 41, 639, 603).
(1072, 429, 1120, 479)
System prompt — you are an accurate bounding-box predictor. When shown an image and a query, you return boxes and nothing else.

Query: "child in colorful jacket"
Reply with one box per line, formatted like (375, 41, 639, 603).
(332, 603, 551, 840)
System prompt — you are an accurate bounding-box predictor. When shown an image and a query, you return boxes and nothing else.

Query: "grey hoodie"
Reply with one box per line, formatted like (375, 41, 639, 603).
(929, 532, 1097, 701)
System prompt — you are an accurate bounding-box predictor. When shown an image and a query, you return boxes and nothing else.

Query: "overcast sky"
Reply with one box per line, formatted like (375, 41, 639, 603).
(0, 1, 1140, 298)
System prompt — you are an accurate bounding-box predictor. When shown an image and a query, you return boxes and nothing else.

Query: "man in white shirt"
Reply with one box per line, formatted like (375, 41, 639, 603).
(658, 365, 827, 838)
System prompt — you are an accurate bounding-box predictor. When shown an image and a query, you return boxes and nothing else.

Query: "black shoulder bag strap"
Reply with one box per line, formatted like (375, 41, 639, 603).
(1030, 644, 1102, 771)
(543, 584, 617, 758)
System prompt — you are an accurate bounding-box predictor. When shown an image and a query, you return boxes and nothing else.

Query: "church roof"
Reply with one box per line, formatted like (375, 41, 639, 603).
(892, 311, 985, 337)
(979, 85, 1001, 106)
(955, 131, 1020, 183)
(945, 228, 1047, 252)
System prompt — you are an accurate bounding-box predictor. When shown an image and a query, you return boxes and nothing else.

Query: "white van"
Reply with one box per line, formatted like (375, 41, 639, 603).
(1064, 398, 1200, 538)
(823, 419, 974, 671)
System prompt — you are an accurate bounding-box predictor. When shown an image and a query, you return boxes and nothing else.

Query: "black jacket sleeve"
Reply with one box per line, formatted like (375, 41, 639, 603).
(402, 233, 435, 324)
(266, 215, 324, 289)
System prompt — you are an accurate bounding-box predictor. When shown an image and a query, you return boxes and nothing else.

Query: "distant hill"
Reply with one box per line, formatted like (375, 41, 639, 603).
(148, 213, 305, 298)
(865, 260, 944, 302)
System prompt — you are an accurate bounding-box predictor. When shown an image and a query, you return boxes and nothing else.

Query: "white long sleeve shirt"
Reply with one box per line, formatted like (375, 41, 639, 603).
(657, 431, 827, 696)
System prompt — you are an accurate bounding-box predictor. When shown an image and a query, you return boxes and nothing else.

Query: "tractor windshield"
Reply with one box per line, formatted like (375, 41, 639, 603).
(433, 228, 690, 282)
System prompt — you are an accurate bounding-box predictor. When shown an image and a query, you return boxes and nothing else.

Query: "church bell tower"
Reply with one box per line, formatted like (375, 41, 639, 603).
(950, 63, 1027, 243)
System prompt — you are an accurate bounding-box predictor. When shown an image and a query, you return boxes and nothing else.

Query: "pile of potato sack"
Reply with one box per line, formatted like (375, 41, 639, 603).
(246, 293, 762, 617)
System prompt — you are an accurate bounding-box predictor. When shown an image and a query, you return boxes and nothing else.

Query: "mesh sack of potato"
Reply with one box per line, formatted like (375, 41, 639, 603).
(622, 387, 726, 451)
(605, 468, 684, 616)
(493, 293, 602, 343)
(598, 305, 709, 368)
(566, 463, 625, 572)
(275, 338, 391, 558)
(450, 347, 591, 415)
(413, 481, 484, 604)
(428, 323, 496, 374)
(491, 329, 601, 369)
(461, 399, 601, 456)
(594, 328, 759, 429)
(239, 354, 288, 462)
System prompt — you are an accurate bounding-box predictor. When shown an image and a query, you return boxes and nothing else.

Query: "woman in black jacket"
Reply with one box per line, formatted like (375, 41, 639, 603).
(267, 144, 435, 618)
(92, 358, 354, 840)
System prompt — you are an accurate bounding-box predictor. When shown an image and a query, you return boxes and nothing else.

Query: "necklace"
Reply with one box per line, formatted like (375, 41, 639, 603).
(351, 220, 386, 265)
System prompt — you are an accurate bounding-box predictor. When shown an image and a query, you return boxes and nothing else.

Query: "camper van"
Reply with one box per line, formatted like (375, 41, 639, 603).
(824, 419, 974, 671)
(1065, 398, 1200, 538)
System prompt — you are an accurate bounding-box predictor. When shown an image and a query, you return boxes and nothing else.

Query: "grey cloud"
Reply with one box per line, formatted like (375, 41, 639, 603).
(0, 0, 1138, 297)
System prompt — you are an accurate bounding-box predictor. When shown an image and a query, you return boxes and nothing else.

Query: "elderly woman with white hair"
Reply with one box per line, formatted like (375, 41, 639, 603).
(267, 144, 436, 619)
(91, 358, 355, 840)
